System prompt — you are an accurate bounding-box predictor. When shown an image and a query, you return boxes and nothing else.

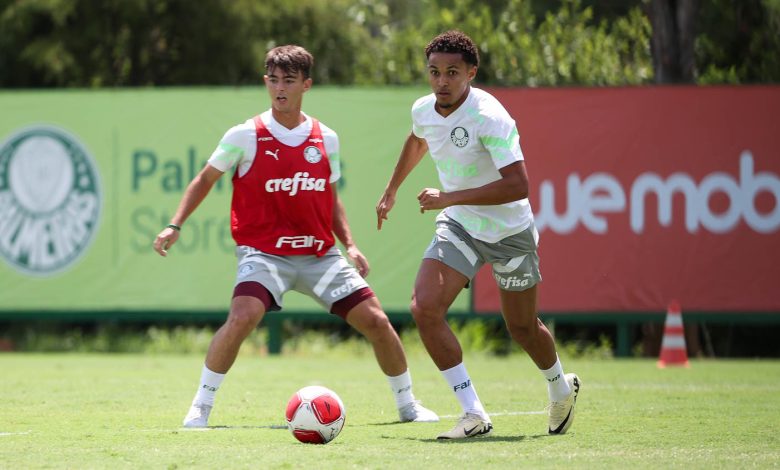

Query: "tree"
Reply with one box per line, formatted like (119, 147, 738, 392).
(649, 0, 699, 83)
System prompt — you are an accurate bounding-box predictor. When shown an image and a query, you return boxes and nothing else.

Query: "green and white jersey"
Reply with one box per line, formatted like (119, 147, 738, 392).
(412, 87, 533, 243)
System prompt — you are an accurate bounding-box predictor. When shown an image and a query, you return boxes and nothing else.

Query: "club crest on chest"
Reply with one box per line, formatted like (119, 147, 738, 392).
(303, 145, 323, 163)
(450, 127, 469, 148)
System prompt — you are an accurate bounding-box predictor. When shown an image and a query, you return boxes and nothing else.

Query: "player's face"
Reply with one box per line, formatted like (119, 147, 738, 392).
(427, 52, 477, 115)
(264, 67, 312, 114)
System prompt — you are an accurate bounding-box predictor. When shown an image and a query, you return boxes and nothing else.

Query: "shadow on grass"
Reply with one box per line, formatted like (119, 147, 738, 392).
(397, 434, 549, 443)
(368, 421, 416, 427)
(179, 424, 288, 431)
(364, 422, 550, 443)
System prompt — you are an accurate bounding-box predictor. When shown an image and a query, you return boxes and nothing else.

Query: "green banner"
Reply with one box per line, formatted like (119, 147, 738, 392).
(0, 87, 470, 314)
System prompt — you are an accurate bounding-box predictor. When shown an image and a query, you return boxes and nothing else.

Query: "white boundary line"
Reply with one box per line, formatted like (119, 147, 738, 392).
(0, 431, 31, 437)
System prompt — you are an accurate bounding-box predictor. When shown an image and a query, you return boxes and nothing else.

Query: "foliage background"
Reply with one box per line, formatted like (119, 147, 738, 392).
(1, 0, 778, 357)
(1, 0, 778, 88)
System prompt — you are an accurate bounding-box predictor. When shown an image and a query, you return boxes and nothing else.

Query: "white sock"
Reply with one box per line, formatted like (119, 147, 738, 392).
(387, 370, 416, 408)
(541, 355, 571, 402)
(192, 365, 225, 406)
(441, 363, 488, 419)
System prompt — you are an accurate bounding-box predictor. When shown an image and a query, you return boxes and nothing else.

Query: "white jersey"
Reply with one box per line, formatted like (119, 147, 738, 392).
(208, 110, 341, 182)
(412, 87, 533, 243)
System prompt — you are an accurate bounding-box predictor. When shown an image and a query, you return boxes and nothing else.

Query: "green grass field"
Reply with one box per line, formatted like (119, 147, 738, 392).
(2, 351, 779, 469)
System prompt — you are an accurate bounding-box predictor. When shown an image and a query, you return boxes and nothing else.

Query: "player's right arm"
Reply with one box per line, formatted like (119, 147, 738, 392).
(376, 132, 428, 230)
(153, 164, 224, 257)
(154, 121, 253, 257)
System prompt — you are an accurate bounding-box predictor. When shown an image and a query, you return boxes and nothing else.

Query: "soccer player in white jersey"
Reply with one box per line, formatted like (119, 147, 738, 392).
(153, 45, 437, 428)
(376, 31, 580, 439)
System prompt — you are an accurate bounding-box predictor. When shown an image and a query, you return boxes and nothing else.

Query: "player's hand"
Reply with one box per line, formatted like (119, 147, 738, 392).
(417, 187, 448, 212)
(153, 227, 180, 257)
(376, 190, 396, 230)
(345, 245, 370, 278)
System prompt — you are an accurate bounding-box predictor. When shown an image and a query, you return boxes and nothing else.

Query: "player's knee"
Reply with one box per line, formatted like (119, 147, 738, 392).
(506, 321, 539, 344)
(409, 299, 426, 320)
(226, 307, 262, 334)
(353, 311, 394, 341)
(410, 297, 444, 324)
(364, 312, 393, 335)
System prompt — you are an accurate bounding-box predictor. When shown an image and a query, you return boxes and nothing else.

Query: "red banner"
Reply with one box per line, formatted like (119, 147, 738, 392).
(474, 86, 780, 313)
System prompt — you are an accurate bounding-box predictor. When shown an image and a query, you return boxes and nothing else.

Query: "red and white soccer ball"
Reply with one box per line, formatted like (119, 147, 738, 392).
(285, 385, 346, 444)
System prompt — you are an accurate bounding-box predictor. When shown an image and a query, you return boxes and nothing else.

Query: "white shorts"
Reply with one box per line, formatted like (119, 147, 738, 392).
(423, 214, 542, 292)
(234, 245, 369, 311)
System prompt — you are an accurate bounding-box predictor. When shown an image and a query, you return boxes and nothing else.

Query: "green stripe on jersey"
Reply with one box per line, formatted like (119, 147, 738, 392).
(479, 128, 518, 149)
(466, 106, 486, 124)
(219, 142, 244, 155)
(213, 142, 244, 165)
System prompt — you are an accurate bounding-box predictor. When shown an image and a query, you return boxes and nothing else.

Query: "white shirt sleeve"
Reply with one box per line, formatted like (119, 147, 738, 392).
(320, 123, 341, 183)
(480, 113, 524, 170)
(411, 95, 430, 138)
(207, 121, 256, 174)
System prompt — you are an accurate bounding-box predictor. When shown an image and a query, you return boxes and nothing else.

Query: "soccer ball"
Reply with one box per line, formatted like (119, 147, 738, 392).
(285, 385, 346, 444)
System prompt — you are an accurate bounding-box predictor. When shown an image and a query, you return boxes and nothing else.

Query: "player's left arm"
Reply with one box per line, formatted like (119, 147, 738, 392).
(417, 161, 528, 211)
(418, 112, 526, 211)
(331, 184, 370, 277)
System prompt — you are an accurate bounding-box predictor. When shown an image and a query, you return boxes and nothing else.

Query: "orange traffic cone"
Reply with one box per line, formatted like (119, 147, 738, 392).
(657, 300, 690, 368)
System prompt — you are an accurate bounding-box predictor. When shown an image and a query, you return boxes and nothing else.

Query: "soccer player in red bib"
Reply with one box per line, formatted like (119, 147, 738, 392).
(154, 45, 438, 428)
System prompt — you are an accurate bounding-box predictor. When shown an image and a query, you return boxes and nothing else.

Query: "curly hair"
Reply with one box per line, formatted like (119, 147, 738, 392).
(424, 30, 480, 68)
(265, 45, 314, 79)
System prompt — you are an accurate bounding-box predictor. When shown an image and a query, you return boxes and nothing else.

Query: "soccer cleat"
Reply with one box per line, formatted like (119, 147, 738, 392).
(547, 373, 581, 435)
(182, 402, 212, 428)
(398, 400, 440, 423)
(436, 413, 493, 439)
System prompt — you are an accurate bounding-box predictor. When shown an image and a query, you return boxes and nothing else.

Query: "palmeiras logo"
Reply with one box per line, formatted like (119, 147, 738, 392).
(0, 125, 102, 276)
(450, 127, 469, 147)
(303, 145, 322, 164)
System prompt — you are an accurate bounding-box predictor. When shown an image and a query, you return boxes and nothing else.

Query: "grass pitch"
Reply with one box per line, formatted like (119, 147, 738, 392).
(2, 352, 779, 469)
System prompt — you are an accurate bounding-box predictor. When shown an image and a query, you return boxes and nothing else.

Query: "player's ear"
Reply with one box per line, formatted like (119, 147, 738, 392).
(467, 65, 477, 82)
(303, 77, 313, 92)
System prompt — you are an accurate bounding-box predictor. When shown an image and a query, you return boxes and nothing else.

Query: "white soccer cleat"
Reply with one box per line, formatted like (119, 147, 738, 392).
(436, 413, 493, 439)
(182, 402, 212, 428)
(547, 373, 581, 435)
(398, 400, 440, 423)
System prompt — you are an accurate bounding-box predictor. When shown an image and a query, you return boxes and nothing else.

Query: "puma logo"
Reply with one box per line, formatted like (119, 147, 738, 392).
(265, 149, 279, 160)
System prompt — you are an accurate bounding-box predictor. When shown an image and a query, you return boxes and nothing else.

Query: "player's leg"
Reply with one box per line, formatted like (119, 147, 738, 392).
(183, 283, 273, 428)
(492, 225, 580, 435)
(339, 292, 405, 376)
(184, 247, 289, 428)
(499, 286, 556, 368)
(330, 287, 438, 423)
(410, 259, 466, 369)
(411, 258, 492, 439)
(206, 292, 268, 373)
(500, 287, 580, 434)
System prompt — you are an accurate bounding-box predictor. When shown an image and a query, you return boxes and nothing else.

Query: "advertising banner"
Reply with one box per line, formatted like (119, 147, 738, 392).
(0, 87, 456, 314)
(474, 86, 780, 313)
(3, 86, 777, 317)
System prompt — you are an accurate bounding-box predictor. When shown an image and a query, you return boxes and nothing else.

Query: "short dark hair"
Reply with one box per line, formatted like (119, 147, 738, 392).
(265, 45, 314, 79)
(424, 30, 480, 68)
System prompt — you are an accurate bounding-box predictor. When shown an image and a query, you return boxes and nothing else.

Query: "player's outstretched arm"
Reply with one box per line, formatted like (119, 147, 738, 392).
(331, 185, 369, 277)
(376, 133, 428, 230)
(153, 164, 224, 257)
